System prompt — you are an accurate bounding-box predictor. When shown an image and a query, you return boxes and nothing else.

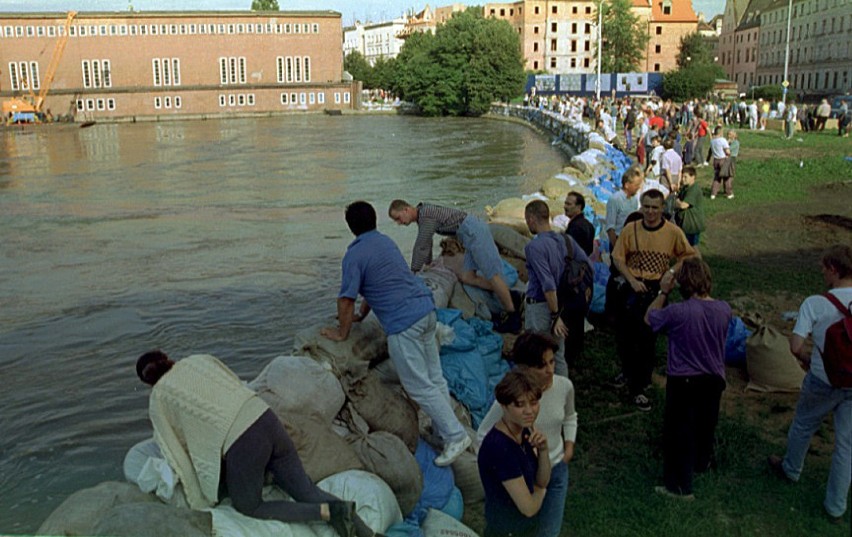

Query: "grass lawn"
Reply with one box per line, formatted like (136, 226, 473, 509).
(464, 127, 851, 536)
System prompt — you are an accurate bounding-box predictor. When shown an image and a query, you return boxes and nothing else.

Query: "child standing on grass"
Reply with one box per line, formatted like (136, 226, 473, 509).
(674, 166, 705, 246)
(682, 131, 695, 166)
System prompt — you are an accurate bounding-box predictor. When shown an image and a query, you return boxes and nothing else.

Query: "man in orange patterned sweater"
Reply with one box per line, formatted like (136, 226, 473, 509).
(611, 189, 697, 411)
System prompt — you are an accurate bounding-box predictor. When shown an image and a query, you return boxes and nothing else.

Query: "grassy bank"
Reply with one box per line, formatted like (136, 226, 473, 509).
(463, 128, 851, 536)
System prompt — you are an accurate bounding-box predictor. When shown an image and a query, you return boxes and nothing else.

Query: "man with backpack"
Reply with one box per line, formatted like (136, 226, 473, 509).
(768, 244, 852, 524)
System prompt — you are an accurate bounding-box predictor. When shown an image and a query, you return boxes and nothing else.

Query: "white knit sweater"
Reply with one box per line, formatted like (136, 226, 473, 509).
(149, 354, 268, 509)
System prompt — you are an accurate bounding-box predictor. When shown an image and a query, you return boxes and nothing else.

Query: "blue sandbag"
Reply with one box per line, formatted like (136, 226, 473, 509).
(594, 261, 610, 286)
(501, 258, 519, 287)
(590, 282, 607, 314)
(385, 521, 424, 537)
(406, 440, 456, 527)
(439, 486, 464, 521)
(440, 348, 490, 421)
(725, 316, 751, 366)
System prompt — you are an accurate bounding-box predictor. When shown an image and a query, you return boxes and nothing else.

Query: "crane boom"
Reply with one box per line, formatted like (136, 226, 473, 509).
(35, 11, 76, 112)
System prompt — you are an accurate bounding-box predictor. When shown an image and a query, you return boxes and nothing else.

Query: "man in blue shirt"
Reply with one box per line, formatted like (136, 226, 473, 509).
(524, 200, 570, 377)
(322, 201, 471, 467)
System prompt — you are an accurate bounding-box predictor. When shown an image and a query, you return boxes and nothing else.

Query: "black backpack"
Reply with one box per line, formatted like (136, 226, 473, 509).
(557, 234, 594, 319)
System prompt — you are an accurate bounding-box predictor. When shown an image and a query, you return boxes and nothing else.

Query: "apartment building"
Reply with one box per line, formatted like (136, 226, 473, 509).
(343, 17, 407, 64)
(0, 10, 357, 121)
(483, 0, 697, 74)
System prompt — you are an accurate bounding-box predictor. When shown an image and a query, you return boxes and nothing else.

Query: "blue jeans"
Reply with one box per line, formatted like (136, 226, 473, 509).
(537, 461, 569, 537)
(782, 372, 852, 517)
(387, 311, 467, 445)
(459, 215, 503, 281)
(524, 301, 567, 378)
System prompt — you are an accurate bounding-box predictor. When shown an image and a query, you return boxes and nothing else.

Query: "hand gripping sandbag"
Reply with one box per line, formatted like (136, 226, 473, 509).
(744, 314, 805, 392)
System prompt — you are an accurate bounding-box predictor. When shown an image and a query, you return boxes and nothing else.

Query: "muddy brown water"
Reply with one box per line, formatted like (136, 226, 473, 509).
(0, 114, 567, 533)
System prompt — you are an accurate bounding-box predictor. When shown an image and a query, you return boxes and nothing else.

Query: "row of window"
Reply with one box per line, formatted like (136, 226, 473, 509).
(0, 21, 321, 39)
(7, 61, 40, 91)
(154, 95, 182, 109)
(534, 39, 593, 53)
(82, 59, 112, 89)
(757, 69, 849, 91)
(533, 57, 592, 71)
(76, 97, 116, 111)
(535, 22, 594, 35)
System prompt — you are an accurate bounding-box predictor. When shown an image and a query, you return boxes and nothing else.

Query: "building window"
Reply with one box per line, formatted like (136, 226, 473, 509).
(86, 98, 95, 110)
(154, 96, 161, 109)
(164, 96, 171, 108)
(534, 42, 539, 52)
(7, 62, 18, 90)
(77, 99, 84, 111)
(343, 92, 350, 104)
(153, 59, 161, 86)
(37, 26, 44, 37)
(655, 44, 661, 53)
(290, 92, 296, 104)
(655, 26, 662, 35)
(571, 40, 577, 52)
(551, 39, 557, 51)
(533, 60, 539, 70)
(97, 98, 105, 111)
(228, 94, 236, 106)
(312, 23, 319, 33)
(654, 63, 661, 71)
(81, 60, 91, 88)
(570, 58, 576, 68)
(572, 22, 577, 33)
(299, 92, 306, 105)
(219, 57, 246, 85)
(534, 26, 539, 34)
(585, 23, 591, 34)
(179, 24, 187, 34)
(663, 0, 672, 15)
(248, 94, 255, 106)
(309, 92, 316, 104)
(237, 94, 245, 106)
(586, 6, 592, 14)
(583, 58, 589, 68)
(534, 6, 540, 15)
(552, 5, 557, 14)
(107, 98, 115, 110)
(318, 92, 325, 104)
(550, 57, 557, 68)
(551, 22, 557, 32)
(99, 25, 107, 36)
(585, 41, 590, 51)
(281, 92, 289, 104)
(219, 94, 226, 107)
(174, 96, 181, 108)
(334, 92, 341, 104)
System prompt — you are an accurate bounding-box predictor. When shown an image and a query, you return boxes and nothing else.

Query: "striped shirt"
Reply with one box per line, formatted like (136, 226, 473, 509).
(411, 203, 467, 272)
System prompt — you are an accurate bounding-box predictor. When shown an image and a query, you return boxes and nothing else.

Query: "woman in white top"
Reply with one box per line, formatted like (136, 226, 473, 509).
(477, 333, 578, 537)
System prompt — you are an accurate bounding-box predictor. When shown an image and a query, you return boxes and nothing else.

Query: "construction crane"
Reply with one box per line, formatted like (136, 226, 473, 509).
(2, 11, 76, 123)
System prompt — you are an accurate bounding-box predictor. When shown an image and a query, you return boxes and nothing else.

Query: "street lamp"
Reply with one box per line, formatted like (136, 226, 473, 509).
(595, 0, 602, 100)
(782, 0, 792, 104)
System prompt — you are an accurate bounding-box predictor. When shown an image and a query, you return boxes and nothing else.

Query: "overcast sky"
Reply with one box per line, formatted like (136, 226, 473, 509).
(0, 1, 726, 26)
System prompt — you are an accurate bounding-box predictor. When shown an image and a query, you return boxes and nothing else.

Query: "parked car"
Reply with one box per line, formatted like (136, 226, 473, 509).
(830, 95, 850, 118)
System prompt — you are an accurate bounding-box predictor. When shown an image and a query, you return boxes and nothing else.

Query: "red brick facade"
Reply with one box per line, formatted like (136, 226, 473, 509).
(0, 11, 359, 121)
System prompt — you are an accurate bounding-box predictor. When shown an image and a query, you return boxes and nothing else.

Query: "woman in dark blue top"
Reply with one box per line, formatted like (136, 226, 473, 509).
(478, 370, 551, 537)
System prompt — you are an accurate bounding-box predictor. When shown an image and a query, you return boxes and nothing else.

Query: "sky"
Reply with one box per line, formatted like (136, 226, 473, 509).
(0, 1, 726, 26)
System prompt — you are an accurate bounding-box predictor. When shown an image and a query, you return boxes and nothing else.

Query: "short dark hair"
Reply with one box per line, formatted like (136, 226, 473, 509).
(822, 244, 852, 279)
(512, 332, 559, 369)
(621, 164, 644, 187)
(682, 165, 697, 178)
(641, 189, 665, 204)
(494, 369, 543, 406)
(345, 201, 377, 236)
(525, 199, 550, 221)
(677, 257, 713, 299)
(567, 191, 586, 210)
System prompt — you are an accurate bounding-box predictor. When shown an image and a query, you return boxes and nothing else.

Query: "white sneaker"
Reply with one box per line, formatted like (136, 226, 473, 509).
(726, 194, 735, 199)
(434, 435, 472, 467)
(710, 195, 716, 200)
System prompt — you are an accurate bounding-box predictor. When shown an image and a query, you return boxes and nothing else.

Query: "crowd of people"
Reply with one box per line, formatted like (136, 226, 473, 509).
(128, 95, 851, 536)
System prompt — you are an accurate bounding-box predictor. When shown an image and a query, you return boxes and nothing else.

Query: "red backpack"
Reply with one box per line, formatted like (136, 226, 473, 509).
(820, 293, 852, 388)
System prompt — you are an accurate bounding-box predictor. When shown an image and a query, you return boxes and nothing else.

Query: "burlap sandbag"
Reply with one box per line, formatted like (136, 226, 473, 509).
(279, 414, 364, 482)
(92, 502, 212, 537)
(450, 451, 484, 505)
(488, 223, 530, 260)
(293, 318, 387, 374)
(250, 355, 345, 424)
(486, 216, 532, 237)
(342, 370, 420, 453)
(745, 316, 805, 392)
(485, 198, 527, 220)
(38, 481, 159, 536)
(348, 431, 423, 517)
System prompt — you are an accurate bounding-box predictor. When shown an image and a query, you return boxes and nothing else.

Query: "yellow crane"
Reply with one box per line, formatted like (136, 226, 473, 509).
(3, 11, 76, 123)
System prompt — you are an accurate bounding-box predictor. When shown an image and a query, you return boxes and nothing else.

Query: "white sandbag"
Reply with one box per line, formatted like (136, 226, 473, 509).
(348, 432, 423, 516)
(249, 355, 345, 424)
(293, 318, 387, 374)
(450, 450, 484, 505)
(488, 223, 530, 260)
(342, 370, 420, 453)
(421, 508, 478, 537)
(93, 502, 212, 537)
(37, 481, 159, 537)
(210, 504, 320, 537)
(318, 470, 403, 534)
(123, 438, 182, 504)
(552, 172, 580, 186)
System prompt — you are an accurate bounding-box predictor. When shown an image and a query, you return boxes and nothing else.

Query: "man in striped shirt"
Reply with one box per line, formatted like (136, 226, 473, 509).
(389, 200, 521, 333)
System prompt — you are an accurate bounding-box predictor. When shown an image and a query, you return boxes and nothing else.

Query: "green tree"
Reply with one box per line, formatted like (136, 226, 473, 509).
(250, 0, 279, 10)
(663, 32, 726, 100)
(392, 9, 524, 116)
(597, 0, 649, 73)
(676, 32, 718, 70)
(371, 56, 397, 91)
(344, 51, 372, 86)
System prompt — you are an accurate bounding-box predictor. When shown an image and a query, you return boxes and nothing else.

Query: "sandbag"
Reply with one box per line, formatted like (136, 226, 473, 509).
(450, 450, 484, 504)
(542, 177, 572, 199)
(447, 281, 479, 320)
(407, 440, 456, 527)
(92, 502, 211, 537)
(348, 432, 423, 517)
(418, 261, 458, 309)
(421, 509, 478, 537)
(725, 316, 751, 366)
(123, 438, 183, 505)
(342, 370, 420, 452)
(485, 216, 531, 237)
(745, 316, 805, 392)
(37, 481, 159, 537)
(293, 318, 387, 373)
(488, 223, 530, 259)
(485, 198, 526, 220)
(250, 355, 346, 424)
(279, 414, 365, 482)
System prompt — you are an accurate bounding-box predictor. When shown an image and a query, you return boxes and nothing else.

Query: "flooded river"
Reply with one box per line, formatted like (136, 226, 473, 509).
(0, 114, 566, 533)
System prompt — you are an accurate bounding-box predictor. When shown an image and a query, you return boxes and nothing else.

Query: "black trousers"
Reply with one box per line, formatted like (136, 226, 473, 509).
(663, 375, 726, 495)
(614, 280, 660, 396)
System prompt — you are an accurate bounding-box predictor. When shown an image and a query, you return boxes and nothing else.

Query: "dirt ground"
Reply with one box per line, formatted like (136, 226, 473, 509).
(700, 178, 852, 454)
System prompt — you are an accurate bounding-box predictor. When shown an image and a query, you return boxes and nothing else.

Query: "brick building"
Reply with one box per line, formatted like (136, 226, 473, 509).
(483, 0, 698, 74)
(1, 10, 358, 121)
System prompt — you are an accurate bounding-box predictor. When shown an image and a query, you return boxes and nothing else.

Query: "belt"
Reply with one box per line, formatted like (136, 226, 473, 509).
(526, 296, 546, 304)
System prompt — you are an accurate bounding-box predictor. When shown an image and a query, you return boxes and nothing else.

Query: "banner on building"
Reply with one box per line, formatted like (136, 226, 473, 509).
(584, 74, 611, 93)
(534, 75, 557, 92)
(558, 74, 583, 92)
(616, 73, 648, 93)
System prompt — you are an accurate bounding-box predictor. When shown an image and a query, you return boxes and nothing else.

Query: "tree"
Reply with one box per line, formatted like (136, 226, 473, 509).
(676, 33, 718, 70)
(662, 32, 726, 100)
(344, 51, 372, 86)
(392, 9, 525, 116)
(596, 0, 649, 73)
(371, 56, 397, 91)
(250, 0, 279, 10)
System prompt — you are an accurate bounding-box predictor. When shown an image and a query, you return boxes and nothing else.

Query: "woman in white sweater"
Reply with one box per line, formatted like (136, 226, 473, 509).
(476, 333, 578, 537)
